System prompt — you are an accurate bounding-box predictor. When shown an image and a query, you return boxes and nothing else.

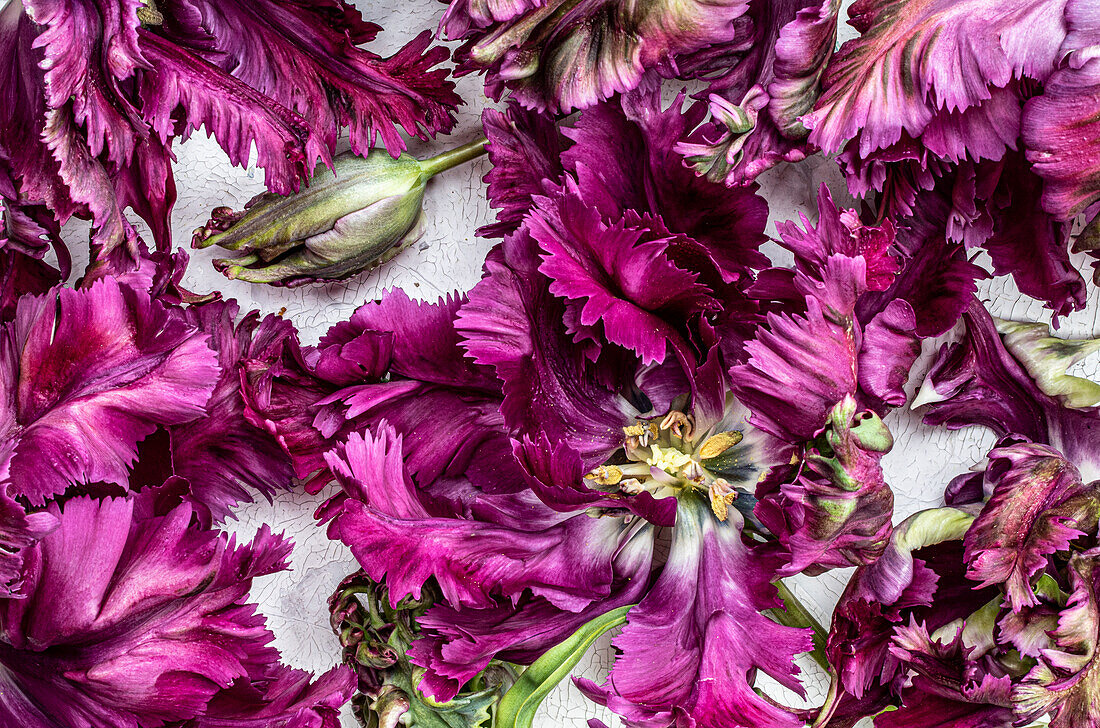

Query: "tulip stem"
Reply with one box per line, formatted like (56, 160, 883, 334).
(770, 580, 830, 673)
(420, 136, 489, 177)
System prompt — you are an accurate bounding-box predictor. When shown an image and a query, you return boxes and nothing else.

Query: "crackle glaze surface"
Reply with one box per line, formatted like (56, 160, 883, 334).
(52, 1, 1100, 725)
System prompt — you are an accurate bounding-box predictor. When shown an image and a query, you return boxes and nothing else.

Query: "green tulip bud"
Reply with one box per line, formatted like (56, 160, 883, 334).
(192, 138, 486, 287)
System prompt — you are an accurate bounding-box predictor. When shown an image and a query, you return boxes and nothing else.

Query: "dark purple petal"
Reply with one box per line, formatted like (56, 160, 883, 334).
(151, 301, 295, 524)
(533, 187, 719, 366)
(241, 316, 338, 493)
(860, 299, 920, 409)
(190, 663, 355, 728)
(875, 682, 1015, 728)
(175, 1, 458, 160)
(0, 278, 219, 504)
(136, 28, 311, 197)
(480, 103, 566, 239)
(564, 89, 771, 282)
(731, 292, 860, 445)
(457, 242, 635, 463)
(916, 299, 1100, 479)
(316, 289, 499, 393)
(407, 523, 654, 702)
(826, 508, 983, 703)
(443, 0, 753, 113)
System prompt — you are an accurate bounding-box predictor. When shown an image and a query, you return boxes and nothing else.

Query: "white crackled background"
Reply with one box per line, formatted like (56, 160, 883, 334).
(45, 0, 1100, 725)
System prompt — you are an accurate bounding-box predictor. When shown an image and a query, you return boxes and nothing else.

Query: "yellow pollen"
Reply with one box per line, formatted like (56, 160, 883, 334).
(698, 431, 744, 460)
(709, 479, 737, 522)
(646, 444, 694, 474)
(585, 465, 623, 486)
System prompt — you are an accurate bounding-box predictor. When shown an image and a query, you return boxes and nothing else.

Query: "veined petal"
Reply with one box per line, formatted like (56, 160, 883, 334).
(576, 497, 812, 728)
(0, 278, 219, 504)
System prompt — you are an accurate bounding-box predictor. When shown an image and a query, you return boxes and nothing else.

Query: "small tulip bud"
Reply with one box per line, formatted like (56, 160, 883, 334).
(193, 139, 486, 286)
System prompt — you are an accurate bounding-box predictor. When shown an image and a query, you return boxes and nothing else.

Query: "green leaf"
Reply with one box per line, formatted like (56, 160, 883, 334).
(495, 605, 633, 728)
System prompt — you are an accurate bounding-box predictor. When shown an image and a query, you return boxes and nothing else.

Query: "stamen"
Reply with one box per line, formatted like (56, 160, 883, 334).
(660, 411, 695, 440)
(698, 431, 744, 460)
(585, 465, 623, 486)
(619, 478, 644, 495)
(709, 478, 737, 522)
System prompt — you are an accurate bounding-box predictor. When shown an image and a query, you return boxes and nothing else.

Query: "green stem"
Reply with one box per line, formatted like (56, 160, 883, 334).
(769, 580, 830, 673)
(420, 136, 489, 178)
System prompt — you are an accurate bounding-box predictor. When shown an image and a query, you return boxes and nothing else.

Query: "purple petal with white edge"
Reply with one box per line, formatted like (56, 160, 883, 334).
(321, 428, 625, 613)
(963, 441, 1099, 610)
(576, 496, 812, 728)
(1013, 551, 1100, 728)
(0, 493, 352, 728)
(0, 278, 219, 504)
(807, 0, 1068, 157)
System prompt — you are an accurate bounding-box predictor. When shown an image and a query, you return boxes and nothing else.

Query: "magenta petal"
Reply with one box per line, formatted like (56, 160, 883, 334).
(1, 278, 219, 504)
(731, 294, 860, 445)
(0, 494, 347, 728)
(808, 0, 1067, 157)
(1023, 3, 1100, 222)
(322, 428, 625, 613)
(159, 301, 295, 523)
(533, 188, 718, 366)
(0, 488, 56, 597)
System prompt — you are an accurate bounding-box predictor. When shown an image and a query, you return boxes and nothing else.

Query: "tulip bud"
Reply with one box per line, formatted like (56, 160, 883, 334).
(193, 138, 486, 287)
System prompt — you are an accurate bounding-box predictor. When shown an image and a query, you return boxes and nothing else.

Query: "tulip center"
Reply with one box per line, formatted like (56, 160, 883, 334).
(585, 410, 756, 521)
